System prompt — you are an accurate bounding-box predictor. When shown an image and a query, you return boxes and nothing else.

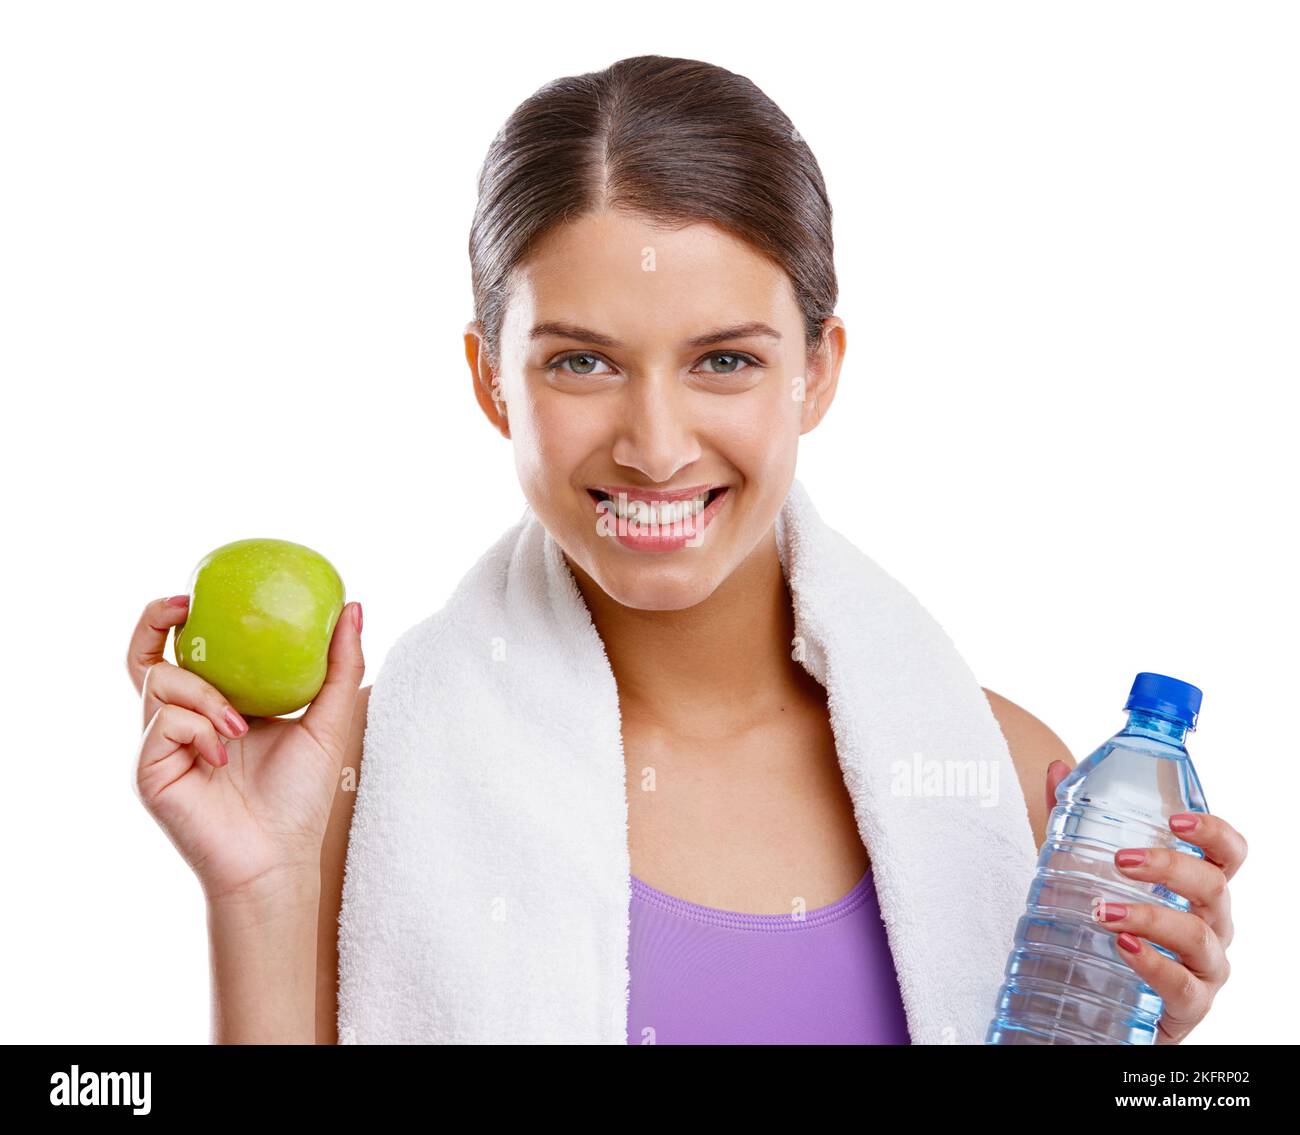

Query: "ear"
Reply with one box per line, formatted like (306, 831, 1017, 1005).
(464, 321, 511, 440)
(798, 316, 847, 435)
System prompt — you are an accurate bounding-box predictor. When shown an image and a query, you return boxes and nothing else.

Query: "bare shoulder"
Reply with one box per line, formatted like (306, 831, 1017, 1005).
(982, 687, 1076, 849)
(315, 682, 371, 1044)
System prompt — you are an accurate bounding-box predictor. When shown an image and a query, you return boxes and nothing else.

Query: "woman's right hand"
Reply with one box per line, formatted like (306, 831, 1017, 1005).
(126, 594, 365, 904)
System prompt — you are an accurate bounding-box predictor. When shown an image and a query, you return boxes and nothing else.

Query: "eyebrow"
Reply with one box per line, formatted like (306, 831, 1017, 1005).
(529, 320, 783, 349)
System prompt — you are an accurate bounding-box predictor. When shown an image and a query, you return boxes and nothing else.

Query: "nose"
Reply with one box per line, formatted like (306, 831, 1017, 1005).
(609, 370, 702, 483)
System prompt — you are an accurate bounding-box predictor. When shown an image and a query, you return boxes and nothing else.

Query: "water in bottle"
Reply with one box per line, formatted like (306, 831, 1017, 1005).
(986, 672, 1208, 1044)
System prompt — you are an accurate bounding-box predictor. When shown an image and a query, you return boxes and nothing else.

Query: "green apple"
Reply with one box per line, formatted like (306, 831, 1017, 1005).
(173, 538, 346, 717)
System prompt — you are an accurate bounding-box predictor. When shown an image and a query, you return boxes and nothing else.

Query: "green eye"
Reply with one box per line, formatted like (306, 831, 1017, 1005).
(700, 352, 758, 375)
(550, 353, 611, 376)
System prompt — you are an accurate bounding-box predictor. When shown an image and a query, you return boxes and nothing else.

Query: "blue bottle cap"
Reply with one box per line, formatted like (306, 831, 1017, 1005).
(1123, 672, 1202, 730)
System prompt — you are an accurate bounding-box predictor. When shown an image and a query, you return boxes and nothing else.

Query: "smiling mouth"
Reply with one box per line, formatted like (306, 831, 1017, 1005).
(585, 485, 732, 552)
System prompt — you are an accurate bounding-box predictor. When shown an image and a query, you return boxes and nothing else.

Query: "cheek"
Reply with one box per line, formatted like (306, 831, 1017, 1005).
(701, 383, 803, 470)
(511, 387, 603, 490)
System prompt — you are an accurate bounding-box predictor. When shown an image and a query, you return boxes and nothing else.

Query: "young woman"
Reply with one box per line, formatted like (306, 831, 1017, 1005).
(127, 54, 1244, 1045)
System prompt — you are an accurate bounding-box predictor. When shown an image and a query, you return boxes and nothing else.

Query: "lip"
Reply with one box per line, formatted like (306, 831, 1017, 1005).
(588, 485, 731, 554)
(587, 483, 721, 503)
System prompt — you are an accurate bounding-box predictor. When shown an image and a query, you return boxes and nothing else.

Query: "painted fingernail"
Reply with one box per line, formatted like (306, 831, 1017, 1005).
(166, 594, 190, 607)
(1094, 901, 1128, 923)
(1117, 932, 1142, 954)
(1170, 814, 1198, 833)
(224, 708, 248, 737)
(1116, 849, 1146, 868)
(217, 740, 229, 766)
(353, 602, 363, 633)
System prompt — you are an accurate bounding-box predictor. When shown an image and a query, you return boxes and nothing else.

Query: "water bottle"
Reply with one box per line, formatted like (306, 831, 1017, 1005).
(986, 672, 1208, 1044)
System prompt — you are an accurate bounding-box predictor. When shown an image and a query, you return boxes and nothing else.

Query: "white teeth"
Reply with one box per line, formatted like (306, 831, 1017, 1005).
(602, 492, 710, 526)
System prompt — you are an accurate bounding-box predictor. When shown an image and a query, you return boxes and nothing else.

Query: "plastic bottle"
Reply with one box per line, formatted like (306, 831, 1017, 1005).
(986, 672, 1208, 1044)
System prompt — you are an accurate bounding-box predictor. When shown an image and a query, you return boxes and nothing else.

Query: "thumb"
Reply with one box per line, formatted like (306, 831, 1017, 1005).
(301, 601, 365, 760)
(1044, 759, 1070, 817)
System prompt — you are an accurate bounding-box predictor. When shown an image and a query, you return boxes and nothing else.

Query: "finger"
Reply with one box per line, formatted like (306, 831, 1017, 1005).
(1114, 844, 1233, 944)
(1104, 925, 1217, 1043)
(1044, 759, 1071, 816)
(141, 660, 250, 740)
(136, 703, 228, 803)
(1091, 900, 1229, 986)
(126, 595, 191, 694)
(300, 601, 364, 760)
(1114, 844, 1230, 910)
(1167, 811, 1249, 882)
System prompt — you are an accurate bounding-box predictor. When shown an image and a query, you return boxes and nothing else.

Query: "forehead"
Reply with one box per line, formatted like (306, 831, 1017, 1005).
(502, 209, 798, 344)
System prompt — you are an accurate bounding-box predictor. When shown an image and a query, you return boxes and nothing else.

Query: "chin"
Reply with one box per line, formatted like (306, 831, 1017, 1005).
(564, 542, 726, 612)
(596, 566, 721, 612)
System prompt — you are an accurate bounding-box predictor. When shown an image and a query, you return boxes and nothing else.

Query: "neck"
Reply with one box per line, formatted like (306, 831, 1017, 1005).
(565, 527, 809, 735)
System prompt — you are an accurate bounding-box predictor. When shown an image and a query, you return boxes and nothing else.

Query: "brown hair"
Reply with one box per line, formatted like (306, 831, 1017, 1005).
(468, 54, 837, 372)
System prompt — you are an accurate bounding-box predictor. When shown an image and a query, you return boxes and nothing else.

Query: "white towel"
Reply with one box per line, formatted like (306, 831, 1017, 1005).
(337, 477, 1039, 1044)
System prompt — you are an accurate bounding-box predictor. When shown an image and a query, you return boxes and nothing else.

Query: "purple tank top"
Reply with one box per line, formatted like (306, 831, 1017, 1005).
(626, 866, 912, 1044)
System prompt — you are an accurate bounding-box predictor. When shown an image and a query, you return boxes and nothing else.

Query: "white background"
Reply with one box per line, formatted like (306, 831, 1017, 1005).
(2, 1, 1294, 1044)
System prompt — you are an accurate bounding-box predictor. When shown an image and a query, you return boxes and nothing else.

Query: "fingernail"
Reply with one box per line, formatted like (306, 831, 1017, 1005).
(1117, 932, 1142, 954)
(224, 708, 248, 737)
(1094, 901, 1128, 923)
(1170, 814, 1198, 833)
(166, 594, 190, 607)
(217, 740, 229, 766)
(1116, 849, 1146, 868)
(353, 602, 363, 633)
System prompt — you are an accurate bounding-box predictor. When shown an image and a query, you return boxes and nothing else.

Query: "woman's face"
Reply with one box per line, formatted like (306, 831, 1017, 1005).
(466, 208, 845, 611)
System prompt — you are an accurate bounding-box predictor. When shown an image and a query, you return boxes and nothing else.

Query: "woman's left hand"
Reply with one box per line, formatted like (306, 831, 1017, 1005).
(1045, 761, 1247, 1044)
